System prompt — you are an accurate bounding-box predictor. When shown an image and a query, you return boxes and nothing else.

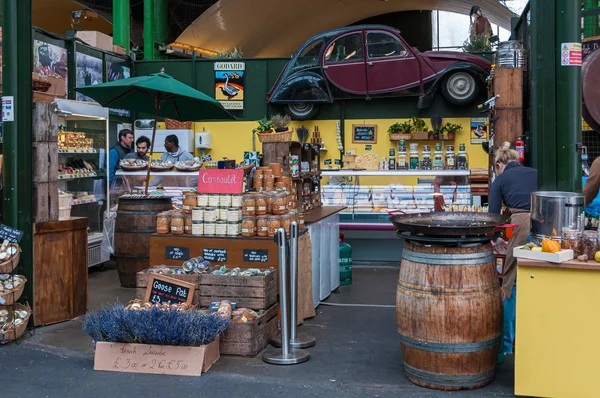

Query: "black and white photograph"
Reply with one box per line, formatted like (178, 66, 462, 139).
(76, 52, 103, 102)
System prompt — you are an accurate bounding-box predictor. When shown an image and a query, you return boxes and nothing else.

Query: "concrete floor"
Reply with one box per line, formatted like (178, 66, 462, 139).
(0, 265, 515, 397)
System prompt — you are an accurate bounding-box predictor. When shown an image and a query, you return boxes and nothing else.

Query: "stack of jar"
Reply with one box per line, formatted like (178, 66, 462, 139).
(253, 163, 286, 192)
(241, 191, 305, 238)
(395, 141, 469, 171)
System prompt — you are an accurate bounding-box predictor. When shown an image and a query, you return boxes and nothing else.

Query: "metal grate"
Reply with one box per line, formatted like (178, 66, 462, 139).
(584, 131, 600, 162)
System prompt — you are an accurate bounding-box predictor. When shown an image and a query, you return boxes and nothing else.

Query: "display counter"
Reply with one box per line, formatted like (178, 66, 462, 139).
(515, 258, 600, 398)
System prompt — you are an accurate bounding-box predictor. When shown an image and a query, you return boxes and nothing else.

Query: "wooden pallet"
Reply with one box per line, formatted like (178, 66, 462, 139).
(220, 304, 278, 357)
(198, 271, 278, 310)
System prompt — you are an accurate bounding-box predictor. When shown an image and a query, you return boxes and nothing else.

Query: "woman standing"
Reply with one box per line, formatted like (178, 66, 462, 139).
(489, 143, 538, 357)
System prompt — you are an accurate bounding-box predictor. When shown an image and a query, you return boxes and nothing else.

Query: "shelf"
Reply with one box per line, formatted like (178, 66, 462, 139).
(58, 149, 98, 154)
(116, 170, 200, 176)
(321, 170, 471, 177)
(58, 172, 98, 180)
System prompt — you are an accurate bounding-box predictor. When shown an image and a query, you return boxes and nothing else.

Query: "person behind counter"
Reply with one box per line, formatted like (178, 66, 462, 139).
(489, 143, 537, 359)
(161, 134, 194, 162)
(124, 136, 151, 161)
(108, 129, 134, 186)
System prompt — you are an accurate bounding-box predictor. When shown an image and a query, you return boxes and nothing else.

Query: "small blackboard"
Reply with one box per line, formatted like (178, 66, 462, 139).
(365, 145, 372, 151)
(0, 224, 23, 243)
(352, 124, 377, 144)
(243, 249, 269, 263)
(144, 274, 195, 305)
(324, 159, 332, 165)
(165, 246, 190, 260)
(334, 159, 341, 165)
(203, 248, 227, 262)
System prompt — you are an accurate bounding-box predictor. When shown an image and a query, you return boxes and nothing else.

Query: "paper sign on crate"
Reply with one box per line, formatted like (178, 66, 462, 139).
(198, 169, 244, 194)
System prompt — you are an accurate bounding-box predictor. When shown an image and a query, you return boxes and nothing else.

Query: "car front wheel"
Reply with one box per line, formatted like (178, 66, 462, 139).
(285, 103, 319, 120)
(441, 71, 480, 106)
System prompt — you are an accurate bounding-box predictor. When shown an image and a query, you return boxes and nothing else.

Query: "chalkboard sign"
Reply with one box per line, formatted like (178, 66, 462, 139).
(203, 248, 227, 262)
(243, 249, 269, 263)
(365, 145, 372, 151)
(334, 159, 341, 165)
(165, 246, 190, 260)
(0, 224, 23, 244)
(352, 124, 377, 144)
(144, 274, 195, 305)
(324, 159, 332, 165)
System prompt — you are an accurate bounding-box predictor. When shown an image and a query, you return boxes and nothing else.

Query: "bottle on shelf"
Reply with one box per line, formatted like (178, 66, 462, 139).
(433, 143, 444, 170)
(456, 143, 469, 170)
(409, 143, 420, 170)
(445, 145, 456, 170)
(420, 145, 432, 170)
(389, 148, 396, 170)
(397, 143, 409, 170)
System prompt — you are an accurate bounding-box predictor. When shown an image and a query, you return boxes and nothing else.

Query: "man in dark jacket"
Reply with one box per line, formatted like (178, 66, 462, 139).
(108, 129, 134, 186)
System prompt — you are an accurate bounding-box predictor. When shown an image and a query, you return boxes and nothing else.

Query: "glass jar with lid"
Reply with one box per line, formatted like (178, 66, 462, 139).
(397, 143, 408, 170)
(255, 193, 267, 215)
(242, 194, 256, 216)
(281, 213, 292, 236)
(170, 212, 184, 235)
(272, 192, 288, 215)
(266, 192, 276, 214)
(433, 143, 444, 170)
(456, 143, 469, 170)
(409, 143, 420, 170)
(241, 216, 256, 237)
(184, 214, 193, 235)
(267, 215, 281, 237)
(420, 145, 432, 170)
(157, 212, 170, 234)
(562, 227, 581, 256)
(445, 145, 456, 170)
(182, 191, 197, 214)
(582, 230, 598, 259)
(256, 215, 269, 237)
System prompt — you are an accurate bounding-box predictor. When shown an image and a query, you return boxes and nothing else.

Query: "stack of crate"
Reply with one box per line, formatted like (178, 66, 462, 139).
(32, 103, 59, 222)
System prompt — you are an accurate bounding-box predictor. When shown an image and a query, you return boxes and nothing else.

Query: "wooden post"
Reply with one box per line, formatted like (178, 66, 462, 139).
(32, 103, 59, 222)
(492, 67, 523, 147)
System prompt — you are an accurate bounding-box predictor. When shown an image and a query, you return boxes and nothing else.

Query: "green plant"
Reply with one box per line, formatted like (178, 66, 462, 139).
(211, 47, 244, 59)
(411, 117, 428, 132)
(270, 114, 291, 132)
(443, 122, 463, 134)
(463, 34, 491, 53)
(252, 118, 274, 134)
(387, 122, 404, 133)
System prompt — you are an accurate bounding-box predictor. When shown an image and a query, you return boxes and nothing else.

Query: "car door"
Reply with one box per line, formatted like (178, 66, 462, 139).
(322, 31, 367, 95)
(365, 30, 421, 95)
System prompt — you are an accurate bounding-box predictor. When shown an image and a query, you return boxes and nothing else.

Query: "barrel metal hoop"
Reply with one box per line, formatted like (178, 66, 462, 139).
(117, 210, 161, 215)
(402, 249, 494, 265)
(397, 281, 499, 295)
(116, 229, 157, 233)
(403, 363, 495, 387)
(398, 333, 500, 353)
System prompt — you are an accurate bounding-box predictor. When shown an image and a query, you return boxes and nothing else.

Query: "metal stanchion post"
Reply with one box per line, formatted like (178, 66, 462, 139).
(263, 228, 309, 365)
(271, 222, 316, 349)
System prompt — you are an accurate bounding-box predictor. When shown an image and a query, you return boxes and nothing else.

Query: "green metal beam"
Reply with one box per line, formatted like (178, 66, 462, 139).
(144, 0, 155, 60)
(113, 0, 131, 54)
(154, 0, 169, 59)
(555, 0, 582, 192)
(2, 0, 33, 304)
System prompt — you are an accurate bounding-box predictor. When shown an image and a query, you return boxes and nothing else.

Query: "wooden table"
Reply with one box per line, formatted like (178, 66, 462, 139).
(515, 258, 600, 398)
(304, 206, 346, 224)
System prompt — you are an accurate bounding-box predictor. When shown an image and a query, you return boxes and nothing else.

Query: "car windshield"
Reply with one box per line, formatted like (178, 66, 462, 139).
(289, 39, 325, 71)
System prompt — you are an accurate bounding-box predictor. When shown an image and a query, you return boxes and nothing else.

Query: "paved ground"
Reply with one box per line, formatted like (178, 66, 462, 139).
(0, 266, 515, 397)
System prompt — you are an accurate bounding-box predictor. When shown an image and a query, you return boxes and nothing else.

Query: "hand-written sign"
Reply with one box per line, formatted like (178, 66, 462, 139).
(202, 248, 227, 263)
(165, 246, 190, 260)
(243, 249, 269, 263)
(144, 274, 195, 306)
(198, 169, 244, 194)
(0, 224, 24, 243)
(324, 159, 332, 165)
(352, 124, 377, 144)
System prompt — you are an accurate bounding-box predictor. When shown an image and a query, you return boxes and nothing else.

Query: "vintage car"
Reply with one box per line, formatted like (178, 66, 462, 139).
(267, 25, 492, 120)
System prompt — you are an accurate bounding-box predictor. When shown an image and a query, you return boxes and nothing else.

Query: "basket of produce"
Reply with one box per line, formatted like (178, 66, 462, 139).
(0, 275, 27, 306)
(119, 159, 148, 171)
(0, 304, 31, 344)
(149, 160, 174, 172)
(175, 159, 203, 172)
(0, 244, 21, 274)
(164, 118, 193, 130)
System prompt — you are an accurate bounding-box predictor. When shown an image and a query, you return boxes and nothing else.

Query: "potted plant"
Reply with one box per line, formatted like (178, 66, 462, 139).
(443, 122, 462, 140)
(411, 117, 429, 140)
(270, 114, 291, 133)
(388, 121, 412, 141)
(252, 118, 274, 134)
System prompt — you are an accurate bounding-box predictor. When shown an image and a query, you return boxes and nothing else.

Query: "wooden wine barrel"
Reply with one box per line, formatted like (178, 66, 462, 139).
(114, 197, 172, 287)
(396, 241, 502, 391)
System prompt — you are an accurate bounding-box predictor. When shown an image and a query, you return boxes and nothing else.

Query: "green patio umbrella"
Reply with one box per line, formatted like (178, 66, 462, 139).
(75, 70, 235, 194)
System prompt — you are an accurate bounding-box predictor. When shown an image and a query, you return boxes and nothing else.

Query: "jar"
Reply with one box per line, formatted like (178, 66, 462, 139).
(275, 181, 287, 190)
(562, 228, 581, 256)
(171, 212, 184, 235)
(263, 168, 275, 184)
(197, 193, 209, 207)
(269, 163, 283, 178)
(227, 222, 240, 237)
(267, 215, 281, 237)
(215, 221, 227, 237)
(242, 216, 256, 237)
(227, 207, 242, 222)
(242, 194, 256, 216)
(203, 207, 217, 222)
(231, 194, 243, 208)
(273, 193, 288, 215)
(281, 213, 292, 236)
(157, 212, 170, 234)
(192, 207, 203, 222)
(409, 143, 420, 170)
(254, 169, 264, 183)
(184, 214, 193, 235)
(208, 194, 220, 207)
(255, 193, 267, 215)
(582, 230, 598, 259)
(445, 145, 456, 170)
(218, 207, 228, 221)
(266, 192, 276, 214)
(420, 145, 432, 170)
(204, 222, 216, 236)
(183, 191, 197, 214)
(256, 215, 268, 237)
(433, 144, 444, 170)
(192, 221, 203, 236)
(289, 193, 297, 211)
(219, 194, 232, 208)
(457, 144, 469, 170)
(297, 212, 305, 229)
(397, 145, 408, 170)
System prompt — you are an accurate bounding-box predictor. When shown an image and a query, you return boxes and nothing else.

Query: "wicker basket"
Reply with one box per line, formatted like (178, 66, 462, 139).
(0, 304, 31, 344)
(149, 166, 174, 172)
(32, 91, 56, 103)
(257, 130, 293, 143)
(174, 166, 202, 172)
(0, 246, 21, 274)
(164, 118, 193, 130)
(389, 133, 412, 141)
(120, 165, 148, 172)
(0, 277, 27, 306)
(412, 131, 429, 140)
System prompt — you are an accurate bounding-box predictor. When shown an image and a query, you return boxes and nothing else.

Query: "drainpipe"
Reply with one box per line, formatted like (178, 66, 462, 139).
(154, 0, 169, 59)
(113, 0, 131, 54)
(144, 0, 155, 60)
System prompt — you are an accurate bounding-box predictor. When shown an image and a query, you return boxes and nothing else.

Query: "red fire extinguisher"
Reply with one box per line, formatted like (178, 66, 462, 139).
(515, 136, 525, 164)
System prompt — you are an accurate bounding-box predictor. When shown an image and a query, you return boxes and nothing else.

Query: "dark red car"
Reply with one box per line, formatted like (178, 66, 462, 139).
(267, 25, 492, 120)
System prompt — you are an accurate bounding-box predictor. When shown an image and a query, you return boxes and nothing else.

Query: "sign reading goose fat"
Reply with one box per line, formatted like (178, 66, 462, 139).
(198, 169, 244, 194)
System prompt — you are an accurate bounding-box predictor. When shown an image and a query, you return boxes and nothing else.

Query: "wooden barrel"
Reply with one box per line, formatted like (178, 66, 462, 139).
(114, 197, 172, 287)
(396, 241, 502, 390)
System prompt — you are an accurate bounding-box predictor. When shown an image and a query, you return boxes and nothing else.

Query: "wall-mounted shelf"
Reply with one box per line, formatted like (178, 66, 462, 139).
(322, 170, 471, 177)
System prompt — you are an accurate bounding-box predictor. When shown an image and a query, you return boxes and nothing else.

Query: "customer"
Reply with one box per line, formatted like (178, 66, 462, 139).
(160, 134, 193, 162)
(489, 142, 538, 358)
(108, 129, 134, 186)
(124, 136, 151, 161)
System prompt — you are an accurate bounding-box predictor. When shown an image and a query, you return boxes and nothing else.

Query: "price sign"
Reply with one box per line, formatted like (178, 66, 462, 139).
(144, 274, 195, 306)
(365, 145, 372, 151)
(334, 159, 341, 165)
(202, 248, 227, 263)
(198, 169, 244, 194)
(165, 246, 190, 260)
(324, 159, 332, 165)
(0, 224, 24, 243)
(243, 249, 269, 263)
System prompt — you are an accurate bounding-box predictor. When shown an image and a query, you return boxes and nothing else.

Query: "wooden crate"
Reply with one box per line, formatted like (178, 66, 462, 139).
(136, 269, 202, 304)
(198, 270, 278, 310)
(220, 304, 278, 357)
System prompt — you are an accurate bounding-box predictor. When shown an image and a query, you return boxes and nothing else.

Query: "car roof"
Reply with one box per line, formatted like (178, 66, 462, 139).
(306, 24, 400, 43)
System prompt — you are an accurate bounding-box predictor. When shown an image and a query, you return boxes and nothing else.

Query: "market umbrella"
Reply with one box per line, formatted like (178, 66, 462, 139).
(75, 70, 235, 194)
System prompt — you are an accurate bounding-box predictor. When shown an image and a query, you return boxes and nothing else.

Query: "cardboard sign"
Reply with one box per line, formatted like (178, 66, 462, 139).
(0, 224, 24, 243)
(198, 169, 244, 194)
(243, 249, 269, 263)
(352, 124, 377, 144)
(202, 248, 227, 263)
(144, 274, 195, 306)
(165, 246, 190, 261)
(93, 338, 220, 376)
